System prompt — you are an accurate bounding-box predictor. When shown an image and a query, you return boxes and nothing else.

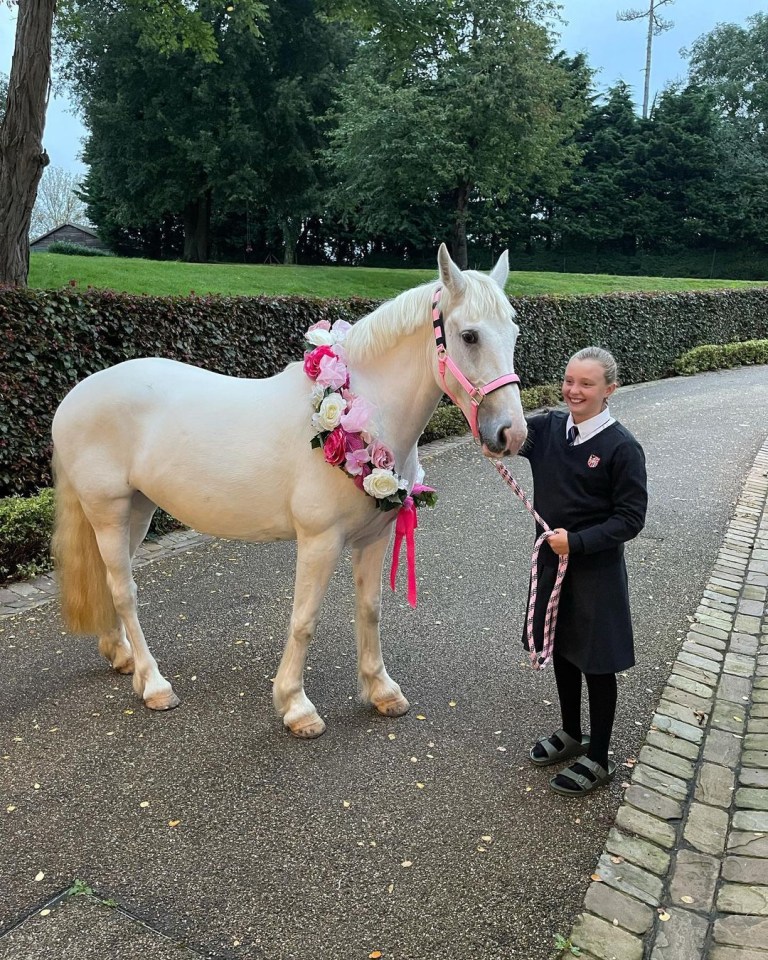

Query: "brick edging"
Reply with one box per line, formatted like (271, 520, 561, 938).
(567, 436, 768, 959)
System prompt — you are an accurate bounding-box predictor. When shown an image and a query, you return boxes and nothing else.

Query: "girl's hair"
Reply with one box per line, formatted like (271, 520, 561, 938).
(569, 346, 618, 385)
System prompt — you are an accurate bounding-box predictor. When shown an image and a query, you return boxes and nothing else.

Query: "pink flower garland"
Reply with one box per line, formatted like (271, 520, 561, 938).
(303, 320, 436, 513)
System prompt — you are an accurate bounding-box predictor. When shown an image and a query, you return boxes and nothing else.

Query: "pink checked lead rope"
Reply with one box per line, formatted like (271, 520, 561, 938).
(493, 461, 568, 670)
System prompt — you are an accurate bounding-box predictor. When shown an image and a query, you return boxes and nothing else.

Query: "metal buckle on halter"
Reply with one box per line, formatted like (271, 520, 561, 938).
(469, 386, 485, 405)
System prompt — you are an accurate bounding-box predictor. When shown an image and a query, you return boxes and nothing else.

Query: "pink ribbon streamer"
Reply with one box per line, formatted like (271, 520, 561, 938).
(390, 497, 418, 607)
(389, 484, 433, 607)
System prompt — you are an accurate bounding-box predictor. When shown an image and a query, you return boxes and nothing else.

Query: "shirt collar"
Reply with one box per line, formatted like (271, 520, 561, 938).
(566, 406, 612, 440)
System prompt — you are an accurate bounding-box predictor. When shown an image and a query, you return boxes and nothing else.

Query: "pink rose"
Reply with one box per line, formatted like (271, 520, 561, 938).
(316, 353, 349, 391)
(368, 440, 395, 470)
(323, 427, 347, 466)
(340, 393, 372, 433)
(304, 345, 335, 381)
(331, 319, 352, 340)
(307, 320, 331, 333)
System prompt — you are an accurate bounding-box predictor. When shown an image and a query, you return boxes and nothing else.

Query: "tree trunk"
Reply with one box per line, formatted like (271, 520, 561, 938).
(281, 216, 299, 265)
(451, 183, 469, 270)
(0, 0, 56, 287)
(182, 190, 211, 262)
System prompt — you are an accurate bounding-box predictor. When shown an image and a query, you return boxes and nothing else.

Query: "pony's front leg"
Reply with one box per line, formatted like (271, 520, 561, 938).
(273, 531, 343, 738)
(352, 535, 409, 718)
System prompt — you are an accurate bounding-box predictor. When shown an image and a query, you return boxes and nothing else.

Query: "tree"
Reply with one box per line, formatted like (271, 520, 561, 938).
(617, 0, 675, 119)
(550, 82, 644, 254)
(0, 0, 56, 286)
(327, 0, 582, 267)
(685, 13, 768, 248)
(0, 0, 266, 285)
(29, 164, 89, 237)
(633, 84, 723, 250)
(61, 0, 352, 263)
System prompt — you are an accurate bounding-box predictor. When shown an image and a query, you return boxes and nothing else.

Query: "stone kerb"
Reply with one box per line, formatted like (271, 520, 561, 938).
(566, 438, 768, 960)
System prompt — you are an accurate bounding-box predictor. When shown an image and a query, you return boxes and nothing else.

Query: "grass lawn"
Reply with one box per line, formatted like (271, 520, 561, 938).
(28, 252, 766, 299)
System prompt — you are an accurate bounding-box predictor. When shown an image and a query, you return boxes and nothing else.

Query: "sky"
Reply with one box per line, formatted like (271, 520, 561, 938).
(0, 0, 764, 179)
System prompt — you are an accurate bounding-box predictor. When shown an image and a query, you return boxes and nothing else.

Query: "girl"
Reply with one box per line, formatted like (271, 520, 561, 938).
(521, 347, 648, 796)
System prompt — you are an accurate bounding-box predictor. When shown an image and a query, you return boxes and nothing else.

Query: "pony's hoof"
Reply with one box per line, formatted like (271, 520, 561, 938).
(288, 715, 326, 739)
(145, 689, 181, 711)
(374, 694, 410, 718)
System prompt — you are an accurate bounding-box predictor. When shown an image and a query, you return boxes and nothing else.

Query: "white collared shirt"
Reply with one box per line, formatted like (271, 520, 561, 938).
(566, 406, 615, 445)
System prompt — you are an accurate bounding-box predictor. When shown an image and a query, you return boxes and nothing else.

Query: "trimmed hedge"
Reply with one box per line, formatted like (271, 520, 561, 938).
(2, 284, 768, 497)
(44, 241, 114, 257)
(674, 338, 768, 375)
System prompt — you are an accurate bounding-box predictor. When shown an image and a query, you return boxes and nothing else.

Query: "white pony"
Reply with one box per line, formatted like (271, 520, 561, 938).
(51, 244, 527, 737)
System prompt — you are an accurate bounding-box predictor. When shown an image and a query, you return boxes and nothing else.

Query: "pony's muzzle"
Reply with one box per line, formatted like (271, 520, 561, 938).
(480, 422, 527, 458)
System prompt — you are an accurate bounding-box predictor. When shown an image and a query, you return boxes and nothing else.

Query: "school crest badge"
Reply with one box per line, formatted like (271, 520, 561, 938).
(587, 454, 600, 468)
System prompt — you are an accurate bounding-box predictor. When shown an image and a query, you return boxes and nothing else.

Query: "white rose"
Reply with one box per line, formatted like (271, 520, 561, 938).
(363, 468, 401, 499)
(315, 392, 346, 431)
(306, 328, 334, 347)
(310, 383, 326, 410)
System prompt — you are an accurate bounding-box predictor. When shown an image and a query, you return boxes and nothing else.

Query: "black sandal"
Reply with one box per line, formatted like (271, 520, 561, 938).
(549, 757, 617, 796)
(529, 728, 590, 767)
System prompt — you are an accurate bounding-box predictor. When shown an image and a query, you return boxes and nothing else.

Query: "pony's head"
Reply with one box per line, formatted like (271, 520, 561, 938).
(434, 244, 527, 458)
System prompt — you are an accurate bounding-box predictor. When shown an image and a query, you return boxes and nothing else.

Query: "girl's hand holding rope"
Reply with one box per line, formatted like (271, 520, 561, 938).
(546, 528, 570, 556)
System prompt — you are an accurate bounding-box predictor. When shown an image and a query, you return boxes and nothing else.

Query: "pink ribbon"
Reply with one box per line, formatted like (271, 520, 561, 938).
(389, 484, 433, 607)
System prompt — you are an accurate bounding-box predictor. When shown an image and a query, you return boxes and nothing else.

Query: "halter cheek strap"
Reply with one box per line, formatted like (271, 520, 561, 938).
(432, 287, 521, 439)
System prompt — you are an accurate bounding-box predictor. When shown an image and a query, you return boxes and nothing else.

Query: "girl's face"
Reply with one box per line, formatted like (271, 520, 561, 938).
(562, 359, 617, 424)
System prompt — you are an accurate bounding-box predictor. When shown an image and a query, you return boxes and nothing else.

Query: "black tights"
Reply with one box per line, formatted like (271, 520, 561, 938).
(554, 651, 617, 771)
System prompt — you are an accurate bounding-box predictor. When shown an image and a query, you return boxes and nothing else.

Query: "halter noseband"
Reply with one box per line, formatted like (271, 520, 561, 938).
(431, 286, 521, 439)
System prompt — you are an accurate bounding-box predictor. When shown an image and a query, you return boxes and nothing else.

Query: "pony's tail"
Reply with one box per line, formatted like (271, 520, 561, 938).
(51, 449, 118, 634)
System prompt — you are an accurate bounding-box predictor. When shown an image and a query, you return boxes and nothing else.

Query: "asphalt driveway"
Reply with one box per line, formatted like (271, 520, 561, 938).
(1, 365, 767, 960)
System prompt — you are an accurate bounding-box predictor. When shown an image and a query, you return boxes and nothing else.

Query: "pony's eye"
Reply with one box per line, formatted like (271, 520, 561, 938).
(461, 330, 478, 345)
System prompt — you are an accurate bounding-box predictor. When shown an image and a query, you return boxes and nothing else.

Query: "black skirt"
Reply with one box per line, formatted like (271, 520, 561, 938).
(522, 544, 634, 675)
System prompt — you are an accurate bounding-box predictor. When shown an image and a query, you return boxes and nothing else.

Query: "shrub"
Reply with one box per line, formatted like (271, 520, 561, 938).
(0, 495, 185, 586)
(674, 338, 768, 375)
(0, 489, 56, 582)
(45, 241, 114, 257)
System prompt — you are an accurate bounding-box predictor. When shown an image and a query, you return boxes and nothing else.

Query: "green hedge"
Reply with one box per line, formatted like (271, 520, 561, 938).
(44, 241, 114, 257)
(674, 338, 768, 375)
(2, 285, 768, 497)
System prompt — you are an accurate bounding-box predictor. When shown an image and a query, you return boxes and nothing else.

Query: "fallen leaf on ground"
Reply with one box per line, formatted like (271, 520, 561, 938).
(139, 801, 150, 808)
(401, 860, 412, 868)
(369, 952, 382, 959)
(590, 874, 602, 882)
(681, 895, 694, 904)
(34, 871, 44, 882)
(168, 820, 181, 827)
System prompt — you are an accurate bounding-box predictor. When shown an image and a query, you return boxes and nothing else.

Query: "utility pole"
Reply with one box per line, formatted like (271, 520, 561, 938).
(617, 0, 675, 119)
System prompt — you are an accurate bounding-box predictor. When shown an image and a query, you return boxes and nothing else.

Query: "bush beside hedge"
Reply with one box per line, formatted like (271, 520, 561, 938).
(2, 285, 768, 498)
(674, 338, 768, 375)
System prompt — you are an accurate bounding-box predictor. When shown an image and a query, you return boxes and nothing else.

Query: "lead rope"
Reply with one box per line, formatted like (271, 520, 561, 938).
(493, 461, 568, 670)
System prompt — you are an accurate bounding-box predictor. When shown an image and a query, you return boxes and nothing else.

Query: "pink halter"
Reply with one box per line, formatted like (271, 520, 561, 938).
(432, 287, 521, 438)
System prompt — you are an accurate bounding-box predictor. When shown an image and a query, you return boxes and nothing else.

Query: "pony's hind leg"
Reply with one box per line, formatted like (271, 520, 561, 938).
(273, 530, 343, 738)
(88, 497, 179, 711)
(352, 535, 409, 718)
(97, 493, 157, 677)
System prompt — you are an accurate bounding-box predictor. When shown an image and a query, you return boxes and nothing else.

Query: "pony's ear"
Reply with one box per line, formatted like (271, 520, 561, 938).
(437, 243, 467, 296)
(489, 250, 509, 291)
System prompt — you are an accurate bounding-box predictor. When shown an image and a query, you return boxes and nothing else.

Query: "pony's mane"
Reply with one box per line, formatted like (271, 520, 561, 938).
(344, 271, 508, 363)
